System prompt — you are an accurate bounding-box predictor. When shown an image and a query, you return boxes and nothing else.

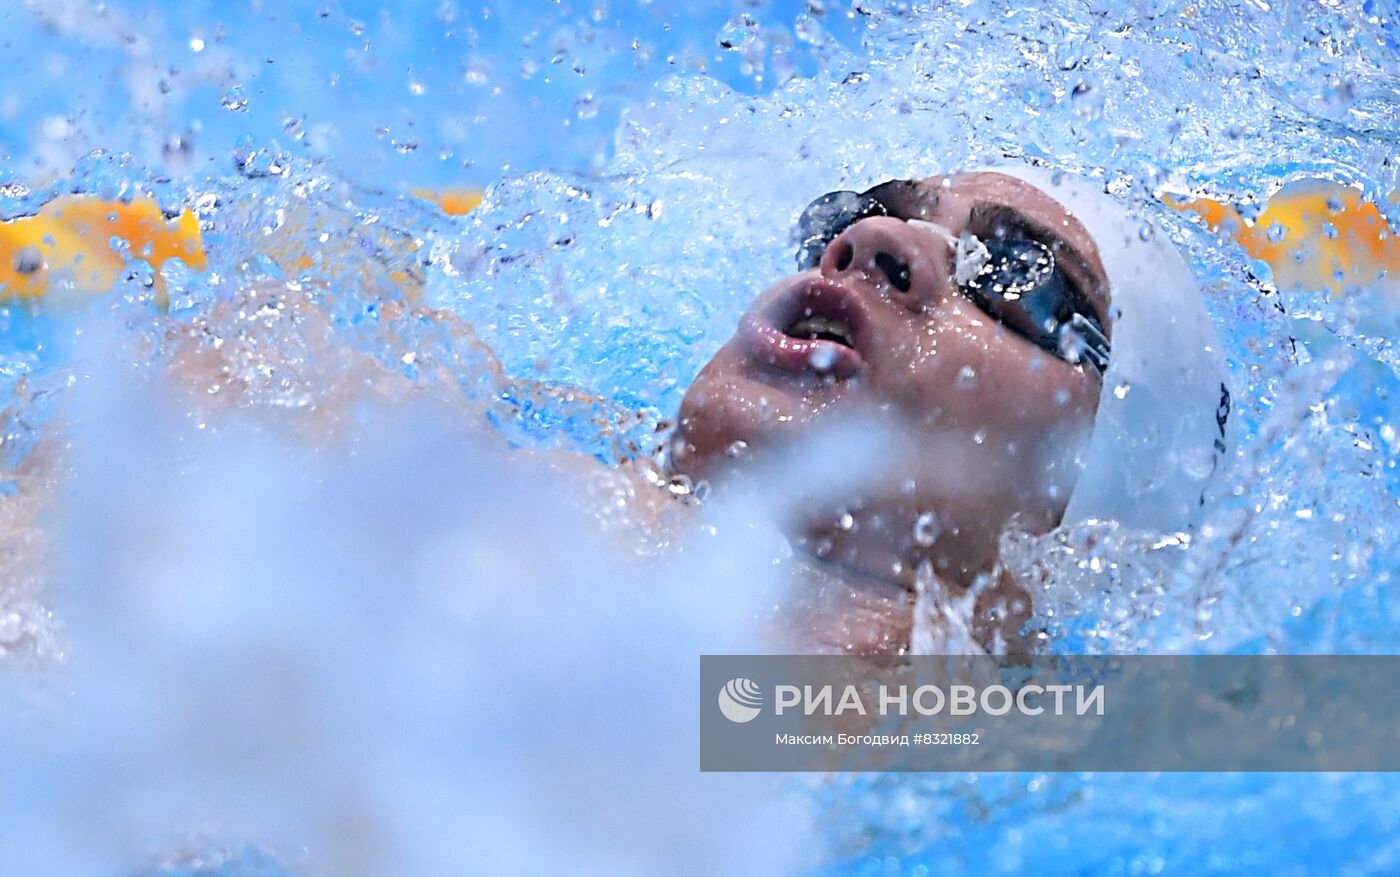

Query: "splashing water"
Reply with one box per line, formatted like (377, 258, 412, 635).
(1, 0, 1399, 875)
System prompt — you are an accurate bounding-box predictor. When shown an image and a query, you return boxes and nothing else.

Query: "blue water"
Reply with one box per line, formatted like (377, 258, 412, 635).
(1, 1, 1399, 876)
(0, 0, 859, 187)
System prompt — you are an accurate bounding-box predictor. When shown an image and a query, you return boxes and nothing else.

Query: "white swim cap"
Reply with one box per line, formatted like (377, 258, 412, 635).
(981, 164, 1234, 533)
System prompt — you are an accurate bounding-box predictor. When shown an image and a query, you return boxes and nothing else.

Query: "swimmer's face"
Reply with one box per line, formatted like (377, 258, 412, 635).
(674, 171, 1113, 603)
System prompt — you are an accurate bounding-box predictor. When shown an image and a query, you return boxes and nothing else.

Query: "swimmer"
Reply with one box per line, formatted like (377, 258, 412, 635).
(160, 166, 1232, 657)
(668, 167, 1232, 654)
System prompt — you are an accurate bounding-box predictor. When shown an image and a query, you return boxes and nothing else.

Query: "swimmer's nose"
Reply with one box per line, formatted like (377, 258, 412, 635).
(818, 216, 949, 311)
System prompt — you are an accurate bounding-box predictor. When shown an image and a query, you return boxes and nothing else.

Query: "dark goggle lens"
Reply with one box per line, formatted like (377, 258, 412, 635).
(796, 191, 887, 270)
(965, 237, 1109, 372)
(965, 238, 1066, 337)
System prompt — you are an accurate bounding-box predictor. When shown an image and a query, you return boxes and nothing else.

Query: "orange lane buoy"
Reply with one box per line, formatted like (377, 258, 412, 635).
(0, 195, 206, 302)
(1165, 181, 1398, 294)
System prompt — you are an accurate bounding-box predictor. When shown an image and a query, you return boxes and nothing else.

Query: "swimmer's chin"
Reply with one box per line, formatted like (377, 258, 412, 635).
(670, 377, 805, 482)
(792, 537, 919, 596)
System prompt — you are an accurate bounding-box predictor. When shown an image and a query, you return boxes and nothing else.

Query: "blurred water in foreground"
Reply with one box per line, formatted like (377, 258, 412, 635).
(1, 335, 812, 876)
(0, 0, 1399, 875)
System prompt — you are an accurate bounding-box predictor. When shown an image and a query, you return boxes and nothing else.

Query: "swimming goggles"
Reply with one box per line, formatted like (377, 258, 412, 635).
(795, 181, 1111, 375)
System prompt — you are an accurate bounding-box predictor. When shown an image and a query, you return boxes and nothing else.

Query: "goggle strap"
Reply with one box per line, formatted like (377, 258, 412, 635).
(1068, 313, 1111, 375)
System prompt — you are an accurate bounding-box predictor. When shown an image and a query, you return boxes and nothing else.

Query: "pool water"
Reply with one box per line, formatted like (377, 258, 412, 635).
(0, 1, 1398, 875)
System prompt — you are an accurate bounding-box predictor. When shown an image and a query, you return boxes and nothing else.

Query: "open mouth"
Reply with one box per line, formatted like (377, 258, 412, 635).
(784, 315, 858, 348)
(738, 278, 869, 380)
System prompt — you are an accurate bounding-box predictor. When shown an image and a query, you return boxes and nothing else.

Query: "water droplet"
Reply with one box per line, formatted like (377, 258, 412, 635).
(1323, 77, 1355, 107)
(126, 261, 156, 289)
(1114, 381, 1131, 400)
(13, 246, 42, 275)
(717, 14, 757, 50)
(837, 511, 855, 531)
(667, 474, 695, 496)
(955, 365, 978, 388)
(808, 345, 837, 372)
(1137, 222, 1154, 242)
(162, 132, 193, 165)
(408, 80, 426, 96)
(463, 59, 491, 86)
(725, 440, 749, 459)
(573, 93, 599, 120)
(1070, 81, 1103, 120)
(1247, 257, 1275, 284)
(913, 512, 940, 547)
(1266, 222, 1286, 242)
(220, 87, 249, 112)
(188, 35, 205, 52)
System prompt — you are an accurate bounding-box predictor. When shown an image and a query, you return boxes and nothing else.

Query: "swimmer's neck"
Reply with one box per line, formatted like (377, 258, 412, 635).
(783, 545, 916, 655)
